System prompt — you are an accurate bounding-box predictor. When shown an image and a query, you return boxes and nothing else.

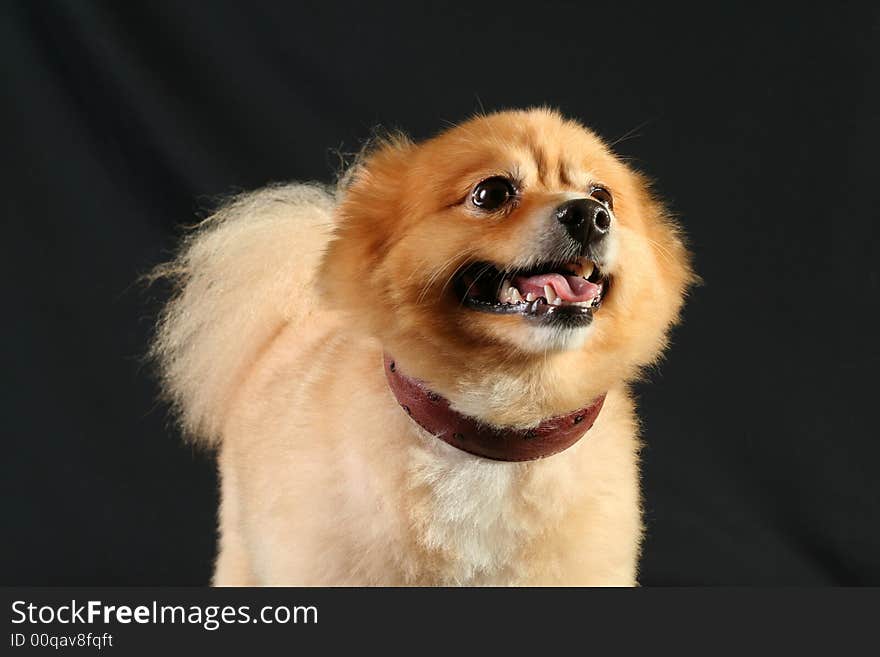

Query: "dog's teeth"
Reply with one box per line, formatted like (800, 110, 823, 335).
(580, 260, 594, 279)
(525, 292, 535, 302)
(509, 287, 522, 303)
(499, 279, 512, 302)
(552, 297, 563, 306)
(543, 285, 556, 304)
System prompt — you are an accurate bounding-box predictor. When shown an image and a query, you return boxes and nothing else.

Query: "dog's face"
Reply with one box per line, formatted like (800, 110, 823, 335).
(322, 109, 693, 425)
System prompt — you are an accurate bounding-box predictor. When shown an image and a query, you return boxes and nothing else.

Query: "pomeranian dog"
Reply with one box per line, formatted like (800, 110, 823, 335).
(151, 108, 693, 586)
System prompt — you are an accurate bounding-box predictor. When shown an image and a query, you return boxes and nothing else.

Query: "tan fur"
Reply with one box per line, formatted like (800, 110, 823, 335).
(152, 109, 694, 586)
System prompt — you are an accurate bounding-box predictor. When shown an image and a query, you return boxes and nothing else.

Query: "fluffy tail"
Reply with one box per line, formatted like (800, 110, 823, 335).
(149, 183, 336, 446)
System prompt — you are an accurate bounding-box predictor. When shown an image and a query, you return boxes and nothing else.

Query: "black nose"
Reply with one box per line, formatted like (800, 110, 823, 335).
(554, 198, 611, 247)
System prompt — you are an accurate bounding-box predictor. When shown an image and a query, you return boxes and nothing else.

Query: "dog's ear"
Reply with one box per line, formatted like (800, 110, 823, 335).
(318, 135, 414, 314)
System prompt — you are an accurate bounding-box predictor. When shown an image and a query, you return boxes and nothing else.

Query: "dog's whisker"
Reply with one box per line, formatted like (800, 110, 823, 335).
(437, 257, 478, 302)
(417, 247, 480, 304)
(642, 234, 679, 266)
(457, 262, 496, 309)
(608, 117, 656, 148)
(417, 257, 462, 304)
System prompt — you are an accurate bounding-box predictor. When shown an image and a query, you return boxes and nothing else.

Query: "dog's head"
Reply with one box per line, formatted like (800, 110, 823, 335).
(321, 109, 694, 425)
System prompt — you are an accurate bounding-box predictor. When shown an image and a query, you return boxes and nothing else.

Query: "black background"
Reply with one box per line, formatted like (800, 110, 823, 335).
(3, 1, 878, 585)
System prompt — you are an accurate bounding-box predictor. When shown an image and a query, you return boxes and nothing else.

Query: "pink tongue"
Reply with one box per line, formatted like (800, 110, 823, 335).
(513, 273, 600, 303)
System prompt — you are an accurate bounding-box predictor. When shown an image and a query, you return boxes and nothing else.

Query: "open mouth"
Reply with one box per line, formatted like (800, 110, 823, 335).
(454, 257, 609, 327)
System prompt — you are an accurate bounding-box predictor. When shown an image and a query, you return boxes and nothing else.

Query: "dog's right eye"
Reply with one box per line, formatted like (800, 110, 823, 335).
(472, 177, 515, 211)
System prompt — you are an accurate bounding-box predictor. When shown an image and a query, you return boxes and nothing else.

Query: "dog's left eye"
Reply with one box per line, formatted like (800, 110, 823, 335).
(472, 177, 515, 211)
(590, 184, 614, 210)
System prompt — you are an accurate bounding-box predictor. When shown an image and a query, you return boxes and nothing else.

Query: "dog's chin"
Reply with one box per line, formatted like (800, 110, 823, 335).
(517, 321, 594, 353)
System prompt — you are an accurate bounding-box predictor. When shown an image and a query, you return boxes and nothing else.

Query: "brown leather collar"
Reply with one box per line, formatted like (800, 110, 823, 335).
(383, 354, 605, 462)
